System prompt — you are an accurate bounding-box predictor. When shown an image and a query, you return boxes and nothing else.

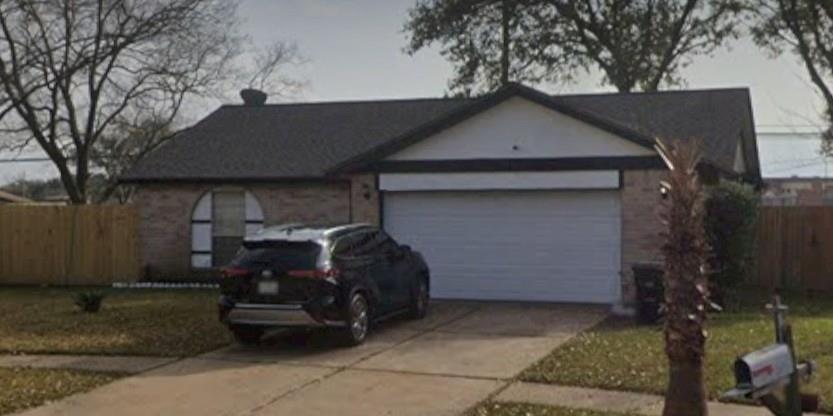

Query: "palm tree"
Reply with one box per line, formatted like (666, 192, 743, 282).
(656, 138, 710, 416)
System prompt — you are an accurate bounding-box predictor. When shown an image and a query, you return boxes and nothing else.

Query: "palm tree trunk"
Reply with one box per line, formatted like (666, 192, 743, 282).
(663, 358, 709, 416)
(656, 138, 710, 416)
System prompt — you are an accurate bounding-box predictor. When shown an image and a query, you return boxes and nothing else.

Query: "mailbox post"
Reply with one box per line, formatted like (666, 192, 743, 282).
(723, 295, 817, 416)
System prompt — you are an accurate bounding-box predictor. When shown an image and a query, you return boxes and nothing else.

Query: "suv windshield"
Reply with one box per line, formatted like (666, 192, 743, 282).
(229, 241, 321, 270)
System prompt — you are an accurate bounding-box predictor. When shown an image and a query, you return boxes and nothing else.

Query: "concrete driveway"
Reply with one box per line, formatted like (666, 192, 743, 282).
(16, 301, 606, 416)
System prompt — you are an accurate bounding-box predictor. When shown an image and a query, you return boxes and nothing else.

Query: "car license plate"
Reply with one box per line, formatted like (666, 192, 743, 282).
(257, 281, 279, 295)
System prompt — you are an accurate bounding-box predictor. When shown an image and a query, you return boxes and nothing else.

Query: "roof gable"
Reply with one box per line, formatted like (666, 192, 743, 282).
(385, 95, 655, 161)
(331, 84, 657, 173)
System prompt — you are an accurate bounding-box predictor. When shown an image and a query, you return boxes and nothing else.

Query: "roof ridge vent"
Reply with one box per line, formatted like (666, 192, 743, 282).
(240, 89, 267, 106)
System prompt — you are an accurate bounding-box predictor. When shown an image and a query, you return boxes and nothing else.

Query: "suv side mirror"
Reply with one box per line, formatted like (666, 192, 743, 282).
(386, 245, 407, 260)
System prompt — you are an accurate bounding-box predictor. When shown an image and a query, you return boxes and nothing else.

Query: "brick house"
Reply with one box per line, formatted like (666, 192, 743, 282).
(0, 189, 31, 204)
(762, 177, 833, 206)
(121, 84, 761, 307)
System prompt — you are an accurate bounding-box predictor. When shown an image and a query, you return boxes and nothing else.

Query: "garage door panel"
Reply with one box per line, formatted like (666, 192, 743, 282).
(383, 190, 620, 303)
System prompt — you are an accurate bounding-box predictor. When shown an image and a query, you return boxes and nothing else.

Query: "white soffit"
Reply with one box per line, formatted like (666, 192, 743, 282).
(379, 171, 620, 191)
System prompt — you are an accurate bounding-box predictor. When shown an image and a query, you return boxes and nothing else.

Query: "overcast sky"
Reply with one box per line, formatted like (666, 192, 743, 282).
(2, 0, 832, 184)
(237, 0, 828, 128)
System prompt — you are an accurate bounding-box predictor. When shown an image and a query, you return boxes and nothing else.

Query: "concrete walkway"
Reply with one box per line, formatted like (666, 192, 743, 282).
(496, 382, 826, 416)
(0, 354, 176, 373)
(12, 302, 607, 416)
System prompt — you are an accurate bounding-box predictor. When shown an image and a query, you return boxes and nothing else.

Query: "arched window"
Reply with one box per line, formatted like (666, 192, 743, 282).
(191, 189, 264, 268)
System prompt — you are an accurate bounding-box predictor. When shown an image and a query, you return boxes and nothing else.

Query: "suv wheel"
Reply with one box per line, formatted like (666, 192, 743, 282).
(340, 292, 369, 346)
(231, 325, 264, 345)
(408, 275, 429, 320)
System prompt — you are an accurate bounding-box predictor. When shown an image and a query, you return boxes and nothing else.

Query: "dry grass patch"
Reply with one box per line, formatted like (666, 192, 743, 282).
(521, 292, 833, 413)
(468, 402, 638, 416)
(0, 287, 232, 357)
(0, 367, 119, 415)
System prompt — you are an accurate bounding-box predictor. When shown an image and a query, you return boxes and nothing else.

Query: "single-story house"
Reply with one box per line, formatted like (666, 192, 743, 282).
(0, 189, 31, 204)
(121, 83, 760, 306)
(762, 177, 833, 206)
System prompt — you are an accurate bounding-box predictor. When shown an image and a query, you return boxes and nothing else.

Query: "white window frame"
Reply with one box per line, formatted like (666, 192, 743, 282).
(190, 189, 264, 269)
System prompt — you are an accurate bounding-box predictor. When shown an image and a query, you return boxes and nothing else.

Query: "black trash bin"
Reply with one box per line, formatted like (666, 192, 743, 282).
(633, 263, 664, 325)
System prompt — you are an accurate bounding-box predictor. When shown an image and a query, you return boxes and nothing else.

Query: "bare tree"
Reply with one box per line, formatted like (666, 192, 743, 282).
(751, 0, 833, 147)
(0, 0, 301, 204)
(656, 138, 710, 416)
(246, 41, 306, 99)
(87, 115, 173, 203)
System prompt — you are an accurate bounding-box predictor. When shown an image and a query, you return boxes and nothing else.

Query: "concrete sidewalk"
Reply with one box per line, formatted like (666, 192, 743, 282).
(0, 354, 176, 374)
(496, 382, 825, 416)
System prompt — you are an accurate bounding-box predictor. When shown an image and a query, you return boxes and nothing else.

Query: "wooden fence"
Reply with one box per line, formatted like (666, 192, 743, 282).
(0, 204, 139, 285)
(752, 206, 833, 292)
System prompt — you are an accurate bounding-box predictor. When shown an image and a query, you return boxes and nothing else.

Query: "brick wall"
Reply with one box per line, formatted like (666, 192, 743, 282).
(135, 180, 354, 279)
(349, 174, 380, 225)
(620, 169, 667, 304)
(137, 170, 669, 305)
(134, 184, 203, 279)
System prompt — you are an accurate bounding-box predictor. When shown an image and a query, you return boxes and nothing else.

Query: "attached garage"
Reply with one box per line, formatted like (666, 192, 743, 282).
(381, 174, 622, 303)
(124, 82, 760, 306)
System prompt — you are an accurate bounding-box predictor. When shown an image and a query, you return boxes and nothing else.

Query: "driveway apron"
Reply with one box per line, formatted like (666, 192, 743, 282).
(14, 301, 606, 416)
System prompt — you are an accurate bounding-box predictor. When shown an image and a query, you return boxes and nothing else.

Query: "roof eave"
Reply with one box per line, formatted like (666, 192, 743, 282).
(118, 175, 342, 185)
(327, 83, 657, 175)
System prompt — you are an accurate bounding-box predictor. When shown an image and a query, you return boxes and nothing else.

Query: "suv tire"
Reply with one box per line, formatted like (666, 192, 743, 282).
(232, 325, 264, 345)
(339, 292, 370, 346)
(408, 275, 429, 320)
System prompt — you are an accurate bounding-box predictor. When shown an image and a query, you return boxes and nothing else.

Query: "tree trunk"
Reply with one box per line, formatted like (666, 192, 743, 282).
(500, 0, 510, 86)
(656, 139, 710, 416)
(663, 359, 709, 416)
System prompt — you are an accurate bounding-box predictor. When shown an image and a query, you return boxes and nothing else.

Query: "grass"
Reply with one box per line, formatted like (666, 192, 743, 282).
(0, 367, 120, 415)
(0, 287, 232, 357)
(522, 292, 833, 413)
(468, 402, 638, 416)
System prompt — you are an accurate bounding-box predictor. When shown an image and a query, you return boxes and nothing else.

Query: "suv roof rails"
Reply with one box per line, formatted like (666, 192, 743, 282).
(323, 223, 372, 236)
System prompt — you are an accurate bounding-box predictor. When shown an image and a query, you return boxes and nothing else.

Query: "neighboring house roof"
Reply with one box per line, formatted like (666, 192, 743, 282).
(0, 189, 32, 203)
(121, 84, 760, 183)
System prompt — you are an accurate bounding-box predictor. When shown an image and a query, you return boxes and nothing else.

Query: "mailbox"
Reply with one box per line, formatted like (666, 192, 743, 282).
(723, 296, 819, 415)
(734, 344, 795, 390)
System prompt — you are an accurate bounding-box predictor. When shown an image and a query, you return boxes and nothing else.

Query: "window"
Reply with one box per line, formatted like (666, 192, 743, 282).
(191, 189, 264, 268)
(231, 241, 321, 270)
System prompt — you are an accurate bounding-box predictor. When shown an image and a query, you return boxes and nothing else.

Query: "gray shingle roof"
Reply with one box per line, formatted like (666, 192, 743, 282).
(554, 88, 759, 178)
(122, 98, 471, 181)
(122, 85, 759, 182)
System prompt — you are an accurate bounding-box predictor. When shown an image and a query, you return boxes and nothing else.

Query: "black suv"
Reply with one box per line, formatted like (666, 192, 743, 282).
(218, 223, 430, 346)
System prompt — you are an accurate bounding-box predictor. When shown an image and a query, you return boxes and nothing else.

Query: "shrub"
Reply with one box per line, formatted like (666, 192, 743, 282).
(74, 292, 105, 313)
(704, 181, 759, 300)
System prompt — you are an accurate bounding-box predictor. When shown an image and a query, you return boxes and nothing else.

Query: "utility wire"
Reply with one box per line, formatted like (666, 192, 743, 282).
(0, 158, 50, 163)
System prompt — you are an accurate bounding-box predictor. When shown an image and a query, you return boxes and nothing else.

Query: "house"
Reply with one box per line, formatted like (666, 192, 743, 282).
(763, 177, 833, 206)
(756, 127, 833, 206)
(121, 84, 761, 306)
(0, 189, 31, 204)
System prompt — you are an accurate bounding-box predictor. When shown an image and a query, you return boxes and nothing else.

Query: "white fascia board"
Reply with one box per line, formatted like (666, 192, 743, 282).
(379, 171, 620, 191)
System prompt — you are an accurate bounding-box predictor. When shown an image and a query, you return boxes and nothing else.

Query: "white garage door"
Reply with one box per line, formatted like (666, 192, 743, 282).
(383, 190, 621, 303)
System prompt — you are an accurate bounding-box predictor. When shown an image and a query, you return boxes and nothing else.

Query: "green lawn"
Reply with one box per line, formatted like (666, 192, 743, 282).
(0, 287, 232, 356)
(0, 367, 120, 415)
(522, 292, 833, 413)
(468, 402, 638, 416)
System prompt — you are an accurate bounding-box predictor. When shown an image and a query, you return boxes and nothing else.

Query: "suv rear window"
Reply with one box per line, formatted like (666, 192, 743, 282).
(229, 241, 321, 270)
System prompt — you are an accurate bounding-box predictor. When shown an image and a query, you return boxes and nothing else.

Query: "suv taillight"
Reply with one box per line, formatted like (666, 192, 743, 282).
(221, 267, 249, 278)
(287, 268, 340, 279)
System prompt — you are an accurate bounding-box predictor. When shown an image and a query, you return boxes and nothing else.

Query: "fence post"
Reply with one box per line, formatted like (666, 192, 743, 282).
(64, 205, 79, 286)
